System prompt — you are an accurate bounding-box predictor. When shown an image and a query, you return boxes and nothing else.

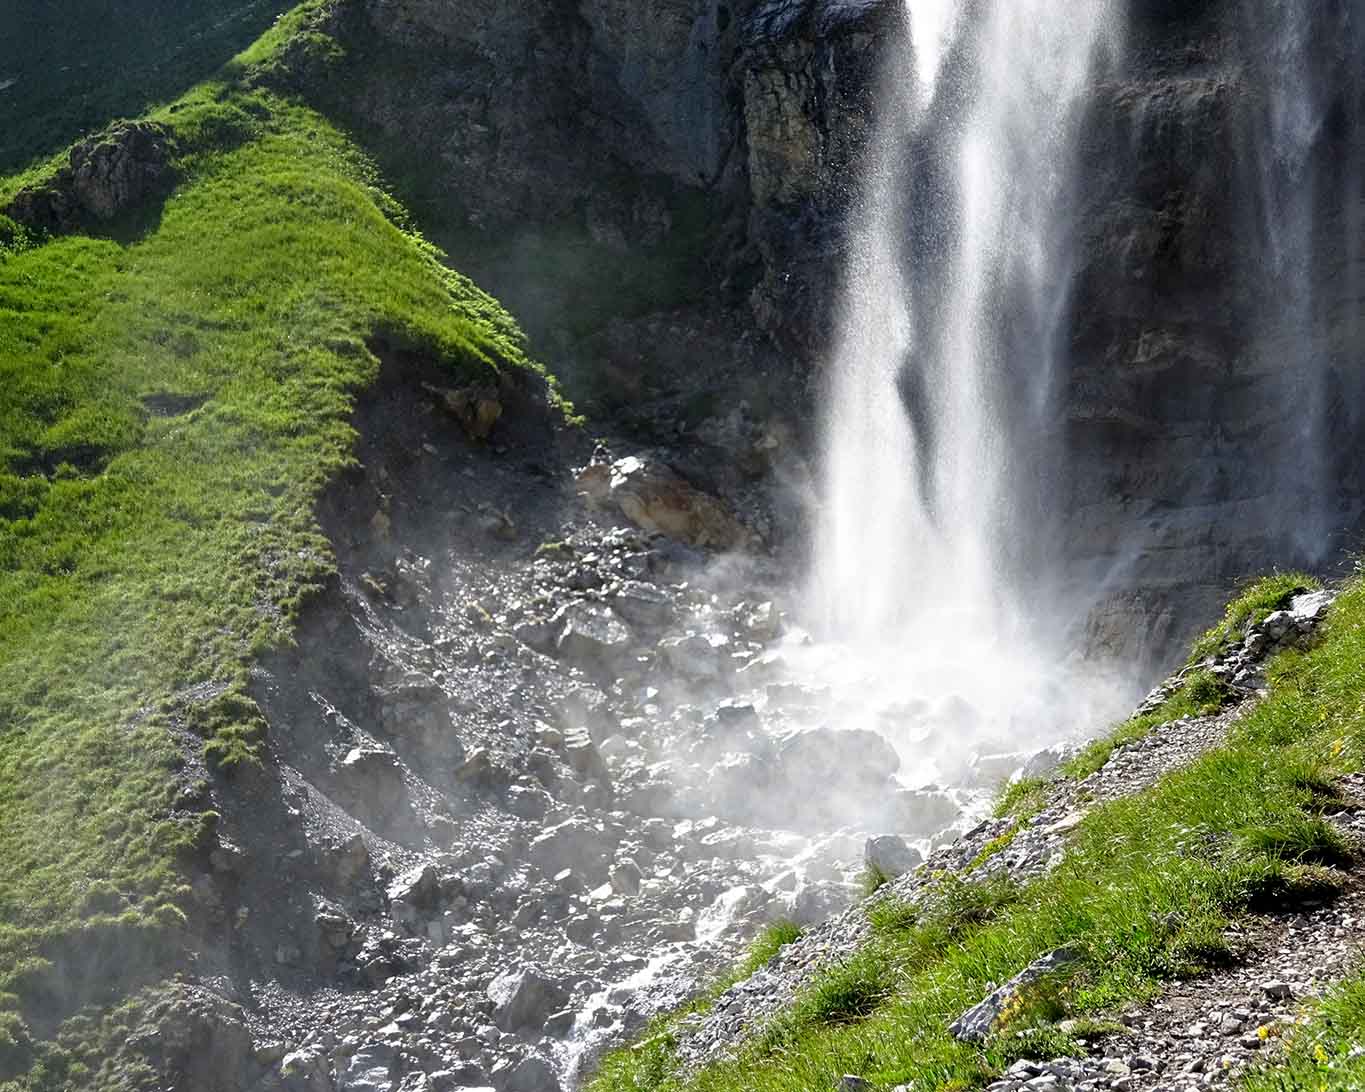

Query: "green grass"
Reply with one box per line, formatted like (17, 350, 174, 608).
(1242, 975, 1365, 1092)
(1188, 572, 1321, 664)
(1063, 667, 1232, 779)
(0, 0, 296, 173)
(0, 19, 553, 1085)
(994, 777, 1049, 820)
(587, 576, 1365, 1092)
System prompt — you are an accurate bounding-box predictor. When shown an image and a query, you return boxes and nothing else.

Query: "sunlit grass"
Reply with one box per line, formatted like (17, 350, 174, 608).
(0, 31, 551, 1084)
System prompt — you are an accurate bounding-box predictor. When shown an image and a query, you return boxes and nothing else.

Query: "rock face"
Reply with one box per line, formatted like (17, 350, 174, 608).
(292, 0, 1365, 669)
(7, 120, 174, 230)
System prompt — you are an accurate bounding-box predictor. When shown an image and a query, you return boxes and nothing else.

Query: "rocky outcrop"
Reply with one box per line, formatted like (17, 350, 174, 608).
(6, 120, 174, 231)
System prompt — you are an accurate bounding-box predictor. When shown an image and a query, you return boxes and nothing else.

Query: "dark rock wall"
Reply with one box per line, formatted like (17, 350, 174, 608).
(325, 0, 1365, 665)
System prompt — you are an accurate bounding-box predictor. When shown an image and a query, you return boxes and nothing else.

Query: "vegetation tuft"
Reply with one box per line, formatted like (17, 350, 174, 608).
(1188, 572, 1320, 664)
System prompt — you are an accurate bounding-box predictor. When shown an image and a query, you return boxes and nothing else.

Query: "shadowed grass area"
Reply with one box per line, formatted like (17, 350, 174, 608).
(0, 0, 295, 173)
(0, 22, 555, 1083)
(588, 576, 1365, 1092)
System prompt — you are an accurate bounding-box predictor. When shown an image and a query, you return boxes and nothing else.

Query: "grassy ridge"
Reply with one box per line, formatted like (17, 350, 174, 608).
(589, 575, 1365, 1092)
(0, 34, 549, 1081)
(0, 0, 294, 172)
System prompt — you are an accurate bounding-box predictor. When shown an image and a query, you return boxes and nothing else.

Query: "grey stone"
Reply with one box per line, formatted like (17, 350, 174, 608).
(609, 581, 676, 629)
(528, 817, 619, 879)
(553, 602, 632, 666)
(863, 835, 922, 880)
(281, 1048, 332, 1092)
(494, 1053, 562, 1092)
(387, 863, 440, 911)
(950, 947, 1082, 1043)
(487, 968, 571, 1032)
(337, 1044, 399, 1092)
(659, 633, 730, 680)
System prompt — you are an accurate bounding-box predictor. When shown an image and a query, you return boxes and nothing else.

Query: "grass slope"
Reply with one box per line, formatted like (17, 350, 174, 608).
(0, 22, 552, 1085)
(589, 573, 1365, 1092)
(0, 0, 295, 173)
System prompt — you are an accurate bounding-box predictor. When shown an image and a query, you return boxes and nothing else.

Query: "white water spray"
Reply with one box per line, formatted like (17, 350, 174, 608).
(810, 0, 1133, 772)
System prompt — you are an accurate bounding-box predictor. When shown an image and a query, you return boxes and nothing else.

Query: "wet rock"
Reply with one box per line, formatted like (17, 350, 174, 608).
(659, 633, 731, 680)
(576, 456, 753, 549)
(950, 947, 1082, 1043)
(553, 602, 632, 667)
(864, 835, 922, 880)
(487, 968, 571, 1033)
(281, 1048, 332, 1092)
(494, 1052, 562, 1092)
(891, 787, 961, 836)
(338, 1043, 399, 1091)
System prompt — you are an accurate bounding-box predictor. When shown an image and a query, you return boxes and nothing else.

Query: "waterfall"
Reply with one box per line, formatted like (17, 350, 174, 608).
(816, 0, 1121, 645)
(806, 0, 1130, 780)
(1249, 0, 1333, 559)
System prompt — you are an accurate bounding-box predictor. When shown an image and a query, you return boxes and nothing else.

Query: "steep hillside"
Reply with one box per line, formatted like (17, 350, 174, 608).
(0, 11, 559, 1086)
(0, 0, 295, 172)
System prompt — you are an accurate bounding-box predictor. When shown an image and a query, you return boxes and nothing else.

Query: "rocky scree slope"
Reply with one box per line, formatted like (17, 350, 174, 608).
(588, 580, 1365, 1092)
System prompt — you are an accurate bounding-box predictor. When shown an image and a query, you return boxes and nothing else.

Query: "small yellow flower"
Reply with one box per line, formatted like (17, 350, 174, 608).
(1257, 1025, 1270, 1040)
(1315, 1043, 1330, 1064)
(1331, 737, 1346, 757)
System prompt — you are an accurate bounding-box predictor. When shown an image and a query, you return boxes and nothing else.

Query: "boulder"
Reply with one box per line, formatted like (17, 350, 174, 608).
(7, 120, 174, 230)
(281, 1048, 332, 1092)
(609, 859, 643, 896)
(487, 969, 571, 1033)
(576, 456, 753, 549)
(659, 633, 731, 680)
(387, 864, 440, 911)
(608, 581, 676, 630)
(552, 602, 632, 667)
(949, 947, 1082, 1043)
(422, 382, 503, 440)
(335, 748, 407, 822)
(374, 679, 461, 760)
(528, 817, 620, 879)
(863, 835, 921, 880)
(891, 788, 961, 836)
(494, 1053, 562, 1092)
(564, 730, 609, 783)
(337, 1043, 399, 1091)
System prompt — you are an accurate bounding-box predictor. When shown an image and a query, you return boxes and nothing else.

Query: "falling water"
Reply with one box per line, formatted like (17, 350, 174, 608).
(1250, 0, 1333, 559)
(808, 0, 1131, 775)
